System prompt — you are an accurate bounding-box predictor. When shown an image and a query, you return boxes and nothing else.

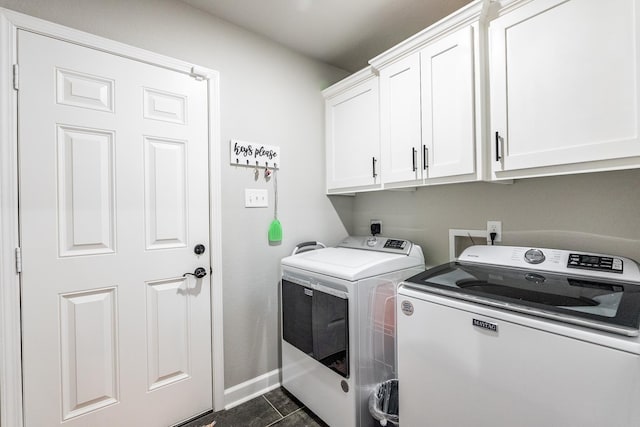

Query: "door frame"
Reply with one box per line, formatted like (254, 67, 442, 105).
(0, 8, 225, 426)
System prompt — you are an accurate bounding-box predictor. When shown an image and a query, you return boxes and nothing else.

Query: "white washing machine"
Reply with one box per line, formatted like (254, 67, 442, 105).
(280, 236, 424, 427)
(398, 245, 640, 427)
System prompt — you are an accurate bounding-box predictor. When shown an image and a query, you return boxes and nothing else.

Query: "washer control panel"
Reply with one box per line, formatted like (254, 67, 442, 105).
(568, 253, 623, 273)
(458, 245, 640, 282)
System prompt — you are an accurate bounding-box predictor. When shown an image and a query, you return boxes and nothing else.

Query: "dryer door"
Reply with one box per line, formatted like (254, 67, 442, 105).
(282, 280, 313, 355)
(313, 289, 349, 377)
(282, 279, 349, 378)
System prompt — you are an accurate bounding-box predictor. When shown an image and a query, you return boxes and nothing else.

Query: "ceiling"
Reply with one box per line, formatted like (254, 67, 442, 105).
(181, 0, 474, 72)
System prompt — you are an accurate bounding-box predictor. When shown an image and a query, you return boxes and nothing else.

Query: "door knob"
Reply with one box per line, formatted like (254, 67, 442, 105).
(183, 267, 207, 279)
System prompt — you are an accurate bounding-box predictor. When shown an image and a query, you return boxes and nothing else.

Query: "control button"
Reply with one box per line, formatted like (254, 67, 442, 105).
(366, 236, 377, 247)
(612, 259, 623, 270)
(524, 249, 545, 264)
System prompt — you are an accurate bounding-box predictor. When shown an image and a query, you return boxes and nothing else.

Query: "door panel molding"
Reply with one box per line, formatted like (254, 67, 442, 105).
(144, 136, 189, 250)
(57, 125, 117, 257)
(59, 287, 119, 421)
(146, 278, 191, 391)
(0, 8, 224, 427)
(56, 68, 115, 113)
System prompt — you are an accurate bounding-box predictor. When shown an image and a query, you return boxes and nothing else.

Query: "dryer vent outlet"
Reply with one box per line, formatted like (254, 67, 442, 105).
(370, 220, 381, 236)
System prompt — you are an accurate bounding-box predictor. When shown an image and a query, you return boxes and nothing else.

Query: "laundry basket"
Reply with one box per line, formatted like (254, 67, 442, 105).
(369, 379, 399, 426)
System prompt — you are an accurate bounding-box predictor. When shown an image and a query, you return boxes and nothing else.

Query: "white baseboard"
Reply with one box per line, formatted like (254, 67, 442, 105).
(223, 369, 281, 410)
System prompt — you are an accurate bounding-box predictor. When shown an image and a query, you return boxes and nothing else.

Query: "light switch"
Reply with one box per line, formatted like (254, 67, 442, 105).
(245, 189, 268, 208)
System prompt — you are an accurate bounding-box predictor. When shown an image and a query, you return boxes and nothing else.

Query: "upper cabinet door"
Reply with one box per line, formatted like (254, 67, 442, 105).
(325, 74, 381, 191)
(421, 26, 476, 179)
(490, 0, 640, 176)
(379, 53, 423, 184)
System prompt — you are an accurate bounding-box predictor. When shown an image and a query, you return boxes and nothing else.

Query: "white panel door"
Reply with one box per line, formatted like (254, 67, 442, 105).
(421, 26, 476, 179)
(326, 76, 381, 190)
(18, 30, 212, 427)
(490, 0, 640, 173)
(379, 53, 423, 184)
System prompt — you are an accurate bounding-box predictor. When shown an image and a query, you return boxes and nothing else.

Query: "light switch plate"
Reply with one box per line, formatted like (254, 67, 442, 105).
(245, 189, 268, 208)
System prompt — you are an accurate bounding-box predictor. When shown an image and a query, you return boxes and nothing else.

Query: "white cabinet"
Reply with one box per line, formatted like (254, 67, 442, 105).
(421, 26, 476, 180)
(489, 0, 640, 179)
(324, 68, 381, 193)
(374, 3, 484, 188)
(379, 53, 422, 184)
(324, 0, 640, 191)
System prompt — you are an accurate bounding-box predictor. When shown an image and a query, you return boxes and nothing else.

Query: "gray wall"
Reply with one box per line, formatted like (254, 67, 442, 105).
(348, 169, 640, 265)
(0, 0, 352, 389)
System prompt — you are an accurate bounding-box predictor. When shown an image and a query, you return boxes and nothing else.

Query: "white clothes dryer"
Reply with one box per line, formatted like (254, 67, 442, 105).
(280, 236, 424, 427)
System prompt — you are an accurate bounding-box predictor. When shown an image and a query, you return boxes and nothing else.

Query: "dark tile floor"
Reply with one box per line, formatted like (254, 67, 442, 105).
(181, 387, 328, 427)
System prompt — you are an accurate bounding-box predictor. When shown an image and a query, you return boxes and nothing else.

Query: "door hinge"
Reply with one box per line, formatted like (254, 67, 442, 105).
(15, 247, 22, 273)
(190, 66, 209, 81)
(13, 64, 19, 90)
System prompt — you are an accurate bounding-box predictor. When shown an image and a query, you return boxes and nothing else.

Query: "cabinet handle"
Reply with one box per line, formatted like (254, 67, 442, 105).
(495, 131, 502, 161)
(423, 145, 428, 169)
(412, 147, 417, 172)
(372, 157, 378, 178)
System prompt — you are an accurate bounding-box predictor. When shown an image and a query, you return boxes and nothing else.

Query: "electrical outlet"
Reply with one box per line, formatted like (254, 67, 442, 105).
(245, 189, 268, 208)
(370, 219, 382, 236)
(487, 220, 502, 244)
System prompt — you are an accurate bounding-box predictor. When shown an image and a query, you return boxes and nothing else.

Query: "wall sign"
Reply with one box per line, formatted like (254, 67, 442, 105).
(230, 139, 280, 169)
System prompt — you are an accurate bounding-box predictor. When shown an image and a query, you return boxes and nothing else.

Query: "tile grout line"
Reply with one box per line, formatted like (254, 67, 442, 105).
(264, 407, 307, 427)
(262, 394, 285, 419)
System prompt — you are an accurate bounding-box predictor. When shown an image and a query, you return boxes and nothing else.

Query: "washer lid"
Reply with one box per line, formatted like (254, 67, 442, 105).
(281, 246, 423, 281)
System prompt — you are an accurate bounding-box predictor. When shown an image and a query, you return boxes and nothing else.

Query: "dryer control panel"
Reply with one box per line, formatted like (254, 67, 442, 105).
(338, 236, 413, 255)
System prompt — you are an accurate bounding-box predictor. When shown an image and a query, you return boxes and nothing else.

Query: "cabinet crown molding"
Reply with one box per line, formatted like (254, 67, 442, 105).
(490, 0, 539, 17)
(369, 0, 488, 71)
(322, 66, 377, 99)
